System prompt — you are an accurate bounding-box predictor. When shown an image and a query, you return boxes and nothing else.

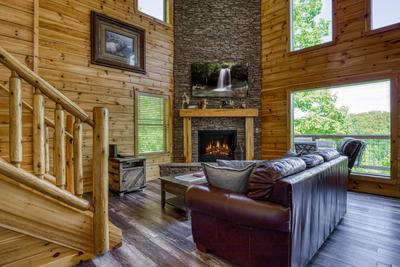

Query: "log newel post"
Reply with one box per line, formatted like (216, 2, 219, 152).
(92, 107, 109, 254)
(9, 71, 22, 168)
(54, 103, 66, 189)
(66, 115, 74, 194)
(73, 118, 83, 197)
(33, 90, 45, 178)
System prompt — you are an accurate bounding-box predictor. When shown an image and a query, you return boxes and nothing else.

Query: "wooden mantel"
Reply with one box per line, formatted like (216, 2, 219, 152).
(179, 109, 259, 163)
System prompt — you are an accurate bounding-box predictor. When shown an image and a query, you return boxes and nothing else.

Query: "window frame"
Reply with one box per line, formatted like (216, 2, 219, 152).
(288, 0, 337, 54)
(135, 0, 171, 25)
(287, 76, 398, 184)
(365, 0, 400, 35)
(135, 91, 169, 156)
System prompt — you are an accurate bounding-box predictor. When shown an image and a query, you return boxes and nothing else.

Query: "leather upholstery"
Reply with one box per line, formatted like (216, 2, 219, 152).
(186, 156, 348, 267)
(188, 185, 290, 232)
(338, 138, 366, 171)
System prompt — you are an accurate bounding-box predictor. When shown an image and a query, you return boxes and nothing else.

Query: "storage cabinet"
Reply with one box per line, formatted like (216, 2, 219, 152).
(109, 157, 146, 196)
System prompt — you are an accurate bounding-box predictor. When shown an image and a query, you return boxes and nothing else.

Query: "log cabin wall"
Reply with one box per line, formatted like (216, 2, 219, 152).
(261, 0, 400, 197)
(0, 0, 174, 192)
(0, 1, 35, 172)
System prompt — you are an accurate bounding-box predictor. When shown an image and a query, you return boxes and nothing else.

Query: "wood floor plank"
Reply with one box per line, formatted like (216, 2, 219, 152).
(78, 181, 400, 267)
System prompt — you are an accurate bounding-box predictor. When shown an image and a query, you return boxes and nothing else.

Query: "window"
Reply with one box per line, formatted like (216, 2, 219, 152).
(136, 93, 167, 154)
(138, 0, 167, 22)
(290, 0, 333, 51)
(370, 0, 400, 31)
(291, 80, 391, 178)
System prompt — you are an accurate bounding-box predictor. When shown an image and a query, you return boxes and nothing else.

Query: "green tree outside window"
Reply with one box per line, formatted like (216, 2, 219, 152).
(137, 94, 166, 154)
(291, 0, 331, 51)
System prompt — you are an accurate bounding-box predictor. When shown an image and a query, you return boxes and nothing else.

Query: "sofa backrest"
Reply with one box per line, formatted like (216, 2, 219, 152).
(269, 156, 348, 207)
(270, 156, 348, 267)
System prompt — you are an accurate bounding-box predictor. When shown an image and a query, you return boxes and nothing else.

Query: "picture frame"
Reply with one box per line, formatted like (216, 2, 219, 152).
(91, 11, 146, 74)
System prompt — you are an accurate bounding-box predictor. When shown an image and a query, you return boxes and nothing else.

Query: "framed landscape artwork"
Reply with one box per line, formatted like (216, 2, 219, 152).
(91, 11, 146, 74)
(191, 62, 249, 98)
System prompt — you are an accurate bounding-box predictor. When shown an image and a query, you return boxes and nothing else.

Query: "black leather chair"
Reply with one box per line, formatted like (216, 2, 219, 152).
(337, 137, 366, 172)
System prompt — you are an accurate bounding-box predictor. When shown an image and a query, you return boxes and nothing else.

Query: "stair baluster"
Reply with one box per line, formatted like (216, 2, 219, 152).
(33, 89, 45, 178)
(9, 71, 22, 168)
(66, 115, 75, 194)
(73, 118, 84, 197)
(45, 127, 50, 174)
(54, 104, 66, 189)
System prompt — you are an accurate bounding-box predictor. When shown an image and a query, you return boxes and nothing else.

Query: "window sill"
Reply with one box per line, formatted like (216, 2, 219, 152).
(137, 151, 170, 157)
(287, 40, 336, 56)
(350, 173, 395, 185)
(364, 23, 400, 37)
(137, 11, 172, 29)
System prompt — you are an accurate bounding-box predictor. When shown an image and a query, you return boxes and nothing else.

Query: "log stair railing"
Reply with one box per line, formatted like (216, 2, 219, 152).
(0, 45, 117, 256)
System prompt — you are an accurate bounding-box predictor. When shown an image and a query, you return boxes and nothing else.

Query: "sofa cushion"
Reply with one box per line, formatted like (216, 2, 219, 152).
(216, 159, 268, 169)
(202, 163, 256, 194)
(247, 157, 306, 200)
(314, 148, 340, 162)
(300, 154, 324, 168)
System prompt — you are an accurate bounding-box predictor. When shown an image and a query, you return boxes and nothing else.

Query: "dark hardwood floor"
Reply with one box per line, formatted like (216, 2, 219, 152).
(78, 180, 400, 267)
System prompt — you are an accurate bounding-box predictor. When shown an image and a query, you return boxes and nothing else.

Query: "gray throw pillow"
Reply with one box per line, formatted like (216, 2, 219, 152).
(202, 162, 256, 194)
(314, 148, 340, 162)
(300, 154, 324, 168)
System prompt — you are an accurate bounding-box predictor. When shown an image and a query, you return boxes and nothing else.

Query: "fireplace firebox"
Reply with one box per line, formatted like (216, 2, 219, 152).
(198, 130, 237, 162)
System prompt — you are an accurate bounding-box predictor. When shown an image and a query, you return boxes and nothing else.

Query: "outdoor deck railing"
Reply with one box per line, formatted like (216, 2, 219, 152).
(294, 134, 391, 177)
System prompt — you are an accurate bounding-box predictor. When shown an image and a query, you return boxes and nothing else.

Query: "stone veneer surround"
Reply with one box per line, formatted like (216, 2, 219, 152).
(173, 0, 262, 162)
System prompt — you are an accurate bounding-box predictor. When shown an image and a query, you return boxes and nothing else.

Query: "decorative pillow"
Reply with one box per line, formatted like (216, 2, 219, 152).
(314, 148, 340, 162)
(216, 159, 268, 169)
(247, 157, 306, 200)
(202, 163, 256, 194)
(300, 154, 324, 168)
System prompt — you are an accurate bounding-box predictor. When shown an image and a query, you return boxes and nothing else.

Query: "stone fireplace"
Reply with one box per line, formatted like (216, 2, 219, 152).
(198, 130, 237, 162)
(173, 0, 261, 163)
(179, 109, 257, 163)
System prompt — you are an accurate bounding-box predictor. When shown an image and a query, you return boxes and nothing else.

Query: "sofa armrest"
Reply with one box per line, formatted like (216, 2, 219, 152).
(186, 185, 290, 232)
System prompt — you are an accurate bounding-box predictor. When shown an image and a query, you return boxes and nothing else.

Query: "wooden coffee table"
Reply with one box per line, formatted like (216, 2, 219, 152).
(159, 175, 207, 218)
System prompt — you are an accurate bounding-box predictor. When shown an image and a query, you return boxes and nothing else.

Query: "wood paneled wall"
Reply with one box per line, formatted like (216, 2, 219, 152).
(0, 0, 174, 192)
(261, 0, 400, 197)
(0, 1, 35, 171)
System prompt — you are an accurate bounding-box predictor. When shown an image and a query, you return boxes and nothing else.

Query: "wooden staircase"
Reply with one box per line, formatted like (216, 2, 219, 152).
(0, 45, 122, 266)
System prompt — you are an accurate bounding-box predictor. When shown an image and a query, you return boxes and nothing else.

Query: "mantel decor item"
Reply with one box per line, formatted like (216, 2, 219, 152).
(200, 98, 208, 109)
(181, 93, 190, 109)
(91, 11, 146, 74)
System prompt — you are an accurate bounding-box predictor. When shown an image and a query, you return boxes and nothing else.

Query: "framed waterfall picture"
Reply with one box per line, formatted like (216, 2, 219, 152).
(91, 11, 146, 74)
(191, 62, 249, 98)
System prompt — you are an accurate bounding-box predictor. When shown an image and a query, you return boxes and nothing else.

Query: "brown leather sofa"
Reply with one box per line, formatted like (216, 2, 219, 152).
(186, 156, 348, 267)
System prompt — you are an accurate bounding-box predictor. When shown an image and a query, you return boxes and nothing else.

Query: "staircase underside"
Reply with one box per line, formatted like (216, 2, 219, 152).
(0, 227, 92, 267)
(0, 174, 122, 266)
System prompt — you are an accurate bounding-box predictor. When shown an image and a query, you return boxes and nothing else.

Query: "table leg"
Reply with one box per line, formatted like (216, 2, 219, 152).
(161, 182, 166, 209)
(185, 207, 191, 220)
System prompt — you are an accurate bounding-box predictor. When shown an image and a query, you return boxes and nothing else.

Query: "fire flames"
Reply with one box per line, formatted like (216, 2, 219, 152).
(205, 140, 232, 156)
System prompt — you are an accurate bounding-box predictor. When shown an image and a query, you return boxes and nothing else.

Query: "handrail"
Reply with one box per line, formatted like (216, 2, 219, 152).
(0, 83, 74, 139)
(295, 134, 390, 140)
(0, 46, 94, 127)
(0, 158, 91, 211)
